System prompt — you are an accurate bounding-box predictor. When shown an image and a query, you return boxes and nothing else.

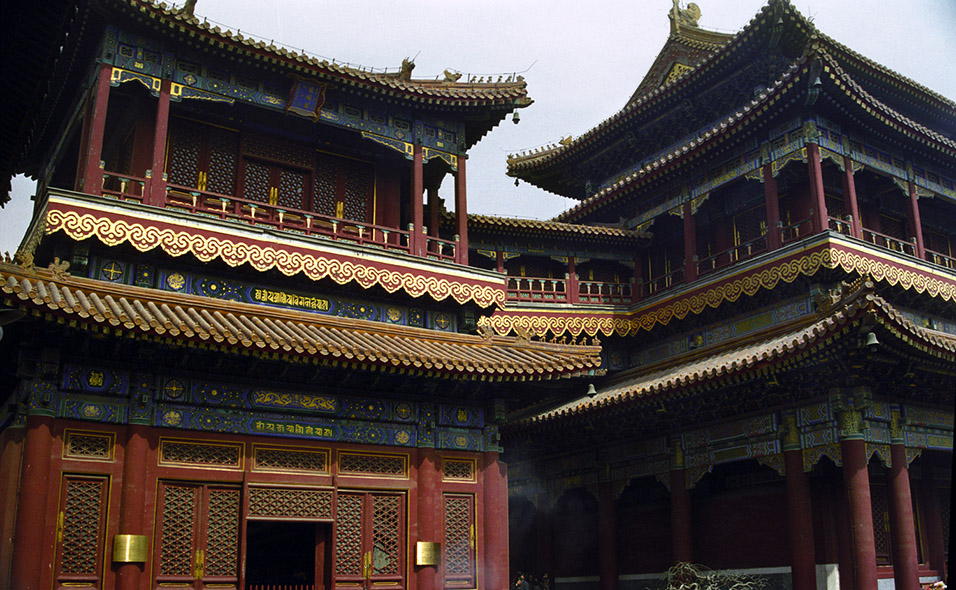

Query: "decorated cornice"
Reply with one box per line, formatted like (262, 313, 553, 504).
(481, 234, 956, 338)
(43, 191, 507, 308)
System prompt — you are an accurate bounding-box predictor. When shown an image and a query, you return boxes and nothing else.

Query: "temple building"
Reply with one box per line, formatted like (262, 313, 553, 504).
(0, 1, 600, 590)
(0, 1, 953, 590)
(496, 2, 953, 590)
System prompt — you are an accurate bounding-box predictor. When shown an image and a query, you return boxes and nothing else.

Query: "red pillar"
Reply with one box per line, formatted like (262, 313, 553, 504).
(784, 448, 816, 590)
(670, 463, 692, 563)
(147, 79, 171, 207)
(483, 452, 509, 590)
(631, 254, 643, 303)
(806, 143, 828, 233)
(905, 181, 926, 259)
(763, 164, 782, 250)
(496, 251, 505, 274)
(411, 143, 424, 256)
(416, 448, 440, 590)
(842, 157, 862, 239)
(598, 480, 619, 590)
(80, 63, 113, 195)
(888, 417, 919, 590)
(115, 424, 150, 590)
(10, 414, 55, 590)
(567, 256, 579, 304)
(682, 202, 697, 283)
(841, 436, 878, 590)
(918, 467, 947, 582)
(455, 156, 469, 265)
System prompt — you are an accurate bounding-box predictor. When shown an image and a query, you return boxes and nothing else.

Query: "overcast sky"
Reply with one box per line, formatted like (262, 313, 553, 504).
(2, 0, 954, 255)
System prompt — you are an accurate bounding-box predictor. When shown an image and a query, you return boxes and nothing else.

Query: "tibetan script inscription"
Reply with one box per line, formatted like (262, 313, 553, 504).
(253, 288, 330, 311)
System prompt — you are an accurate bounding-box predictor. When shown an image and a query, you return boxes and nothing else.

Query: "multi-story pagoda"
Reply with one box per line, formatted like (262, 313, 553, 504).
(495, 2, 953, 590)
(0, 2, 602, 590)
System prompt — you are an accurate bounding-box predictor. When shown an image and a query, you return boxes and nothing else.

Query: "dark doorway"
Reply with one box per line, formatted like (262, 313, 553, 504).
(246, 521, 330, 590)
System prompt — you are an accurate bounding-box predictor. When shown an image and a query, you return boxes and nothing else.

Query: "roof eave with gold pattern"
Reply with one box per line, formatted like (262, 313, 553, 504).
(114, 0, 532, 108)
(508, 279, 956, 428)
(0, 262, 603, 381)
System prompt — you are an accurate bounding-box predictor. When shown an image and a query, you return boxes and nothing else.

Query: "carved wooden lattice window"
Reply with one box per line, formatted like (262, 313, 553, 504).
(442, 458, 476, 482)
(312, 151, 374, 223)
(159, 439, 242, 468)
(871, 483, 891, 564)
(443, 494, 476, 588)
(940, 485, 951, 554)
(338, 452, 407, 477)
(154, 482, 240, 586)
(334, 492, 405, 589)
(248, 487, 333, 520)
(166, 118, 238, 194)
(64, 430, 114, 460)
(241, 159, 310, 210)
(54, 475, 109, 587)
(253, 446, 329, 473)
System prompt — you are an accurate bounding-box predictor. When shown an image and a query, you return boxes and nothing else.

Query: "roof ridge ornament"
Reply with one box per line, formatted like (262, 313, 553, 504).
(670, 0, 702, 35)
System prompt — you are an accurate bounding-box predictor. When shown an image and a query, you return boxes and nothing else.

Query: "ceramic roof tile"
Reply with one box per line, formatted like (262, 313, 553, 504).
(1, 263, 601, 380)
(464, 213, 650, 239)
(514, 280, 955, 425)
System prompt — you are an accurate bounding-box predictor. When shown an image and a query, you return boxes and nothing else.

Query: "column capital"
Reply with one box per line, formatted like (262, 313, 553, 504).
(781, 412, 802, 452)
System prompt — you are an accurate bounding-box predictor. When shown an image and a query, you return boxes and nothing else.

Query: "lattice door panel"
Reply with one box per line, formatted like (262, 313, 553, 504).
(206, 128, 239, 195)
(443, 494, 476, 589)
(871, 483, 891, 564)
(154, 481, 240, 589)
(167, 120, 204, 188)
(333, 492, 405, 590)
(733, 205, 768, 245)
(277, 167, 309, 210)
(242, 160, 272, 204)
(342, 159, 373, 223)
(54, 475, 110, 588)
(166, 119, 239, 194)
(314, 154, 338, 217)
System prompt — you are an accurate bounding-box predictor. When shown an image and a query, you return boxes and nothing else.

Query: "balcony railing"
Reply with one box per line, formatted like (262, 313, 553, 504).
(926, 248, 955, 269)
(507, 276, 568, 303)
(645, 267, 685, 296)
(102, 171, 148, 203)
(828, 215, 854, 236)
(781, 217, 814, 244)
(578, 280, 631, 304)
(163, 183, 414, 254)
(862, 228, 917, 256)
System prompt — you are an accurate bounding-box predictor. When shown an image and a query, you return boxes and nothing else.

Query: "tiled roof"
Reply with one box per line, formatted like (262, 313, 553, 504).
(512, 281, 956, 425)
(122, 0, 530, 106)
(464, 213, 650, 240)
(0, 263, 602, 380)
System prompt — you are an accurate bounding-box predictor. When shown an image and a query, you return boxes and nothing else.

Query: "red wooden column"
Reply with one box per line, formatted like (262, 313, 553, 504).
(411, 143, 425, 256)
(631, 254, 643, 303)
(10, 414, 55, 590)
(146, 79, 172, 207)
(806, 143, 828, 233)
(455, 155, 469, 264)
(842, 157, 862, 238)
(496, 250, 505, 274)
(598, 479, 619, 590)
(763, 163, 782, 250)
(670, 442, 692, 563)
(567, 256, 579, 304)
(80, 63, 114, 195)
(838, 400, 878, 590)
(416, 448, 440, 590)
(115, 424, 150, 590)
(682, 201, 697, 283)
(782, 415, 816, 590)
(888, 409, 919, 590)
(905, 180, 926, 259)
(483, 452, 509, 590)
(535, 492, 554, 575)
(918, 466, 947, 582)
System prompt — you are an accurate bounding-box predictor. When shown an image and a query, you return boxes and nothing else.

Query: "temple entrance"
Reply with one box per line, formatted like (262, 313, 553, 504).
(245, 521, 331, 590)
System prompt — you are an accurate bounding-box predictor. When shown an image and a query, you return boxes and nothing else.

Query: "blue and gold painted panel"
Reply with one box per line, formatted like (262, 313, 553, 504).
(87, 255, 458, 332)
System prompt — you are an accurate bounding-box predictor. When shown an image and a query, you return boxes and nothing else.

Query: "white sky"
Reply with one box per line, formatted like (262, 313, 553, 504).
(3, 0, 954, 255)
